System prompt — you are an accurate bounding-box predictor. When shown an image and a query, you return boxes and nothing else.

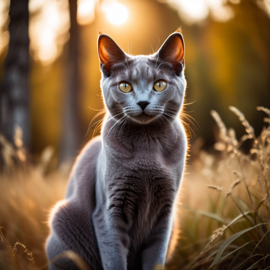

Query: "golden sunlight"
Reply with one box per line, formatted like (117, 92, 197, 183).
(29, 0, 69, 65)
(77, 0, 96, 25)
(101, 0, 129, 25)
(161, 0, 234, 23)
(0, 0, 10, 54)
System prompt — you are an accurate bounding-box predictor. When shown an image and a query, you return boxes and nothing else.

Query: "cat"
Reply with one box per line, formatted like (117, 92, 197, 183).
(46, 30, 187, 270)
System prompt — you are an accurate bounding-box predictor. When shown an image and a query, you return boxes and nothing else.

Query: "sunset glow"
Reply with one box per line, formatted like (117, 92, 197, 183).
(29, 0, 69, 64)
(77, 0, 96, 25)
(102, 1, 129, 25)
(162, 0, 235, 23)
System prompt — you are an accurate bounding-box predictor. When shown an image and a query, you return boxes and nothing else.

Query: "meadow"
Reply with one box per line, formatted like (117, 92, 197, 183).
(0, 106, 269, 270)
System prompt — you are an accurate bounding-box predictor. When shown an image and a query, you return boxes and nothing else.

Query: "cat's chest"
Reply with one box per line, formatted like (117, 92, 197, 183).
(104, 138, 182, 195)
(105, 154, 178, 217)
(106, 171, 174, 226)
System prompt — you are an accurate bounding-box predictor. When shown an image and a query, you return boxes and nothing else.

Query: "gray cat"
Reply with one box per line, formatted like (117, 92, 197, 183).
(46, 31, 187, 270)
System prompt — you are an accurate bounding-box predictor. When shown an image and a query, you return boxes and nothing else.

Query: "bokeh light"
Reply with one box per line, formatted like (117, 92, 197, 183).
(161, 0, 234, 23)
(0, 0, 10, 54)
(101, 0, 129, 25)
(77, 0, 96, 25)
(29, 0, 69, 65)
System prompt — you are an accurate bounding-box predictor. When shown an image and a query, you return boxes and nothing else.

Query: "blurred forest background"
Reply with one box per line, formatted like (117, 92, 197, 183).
(0, 0, 270, 164)
(1, 1, 270, 269)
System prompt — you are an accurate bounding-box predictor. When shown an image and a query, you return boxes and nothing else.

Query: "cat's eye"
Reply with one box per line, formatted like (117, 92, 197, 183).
(119, 82, 132, 93)
(153, 80, 167, 92)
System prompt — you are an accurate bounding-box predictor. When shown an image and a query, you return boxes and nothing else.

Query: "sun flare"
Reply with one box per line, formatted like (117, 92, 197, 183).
(102, 1, 129, 25)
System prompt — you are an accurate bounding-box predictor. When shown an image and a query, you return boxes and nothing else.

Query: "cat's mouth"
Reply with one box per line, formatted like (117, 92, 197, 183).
(128, 111, 160, 124)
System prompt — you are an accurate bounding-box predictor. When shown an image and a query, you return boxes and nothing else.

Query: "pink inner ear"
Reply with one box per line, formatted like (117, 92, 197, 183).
(174, 40, 184, 62)
(98, 35, 126, 69)
(99, 46, 110, 65)
(159, 33, 185, 64)
(98, 37, 113, 65)
(167, 37, 184, 63)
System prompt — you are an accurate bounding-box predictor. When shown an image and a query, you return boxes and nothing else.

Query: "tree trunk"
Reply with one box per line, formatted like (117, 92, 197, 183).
(59, 0, 83, 164)
(0, 0, 30, 149)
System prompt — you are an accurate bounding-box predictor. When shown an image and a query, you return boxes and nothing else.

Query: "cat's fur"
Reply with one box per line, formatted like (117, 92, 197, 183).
(46, 31, 187, 270)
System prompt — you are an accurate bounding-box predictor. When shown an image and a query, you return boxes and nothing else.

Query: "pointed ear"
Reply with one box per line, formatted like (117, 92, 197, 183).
(157, 32, 185, 75)
(98, 34, 126, 75)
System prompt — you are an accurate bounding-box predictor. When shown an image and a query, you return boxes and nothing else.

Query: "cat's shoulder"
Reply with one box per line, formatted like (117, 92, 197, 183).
(72, 135, 102, 171)
(64, 136, 102, 199)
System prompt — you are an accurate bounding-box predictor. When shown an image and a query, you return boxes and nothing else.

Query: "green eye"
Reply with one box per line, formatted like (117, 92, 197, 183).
(153, 80, 167, 92)
(119, 82, 132, 93)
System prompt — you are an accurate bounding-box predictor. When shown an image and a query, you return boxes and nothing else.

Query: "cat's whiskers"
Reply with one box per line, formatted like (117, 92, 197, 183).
(161, 113, 178, 143)
(158, 114, 167, 128)
(86, 109, 125, 138)
(175, 108, 198, 138)
(165, 109, 197, 138)
(166, 107, 199, 131)
(106, 114, 127, 139)
(93, 111, 127, 139)
(91, 119, 104, 138)
(85, 108, 107, 136)
(150, 44, 155, 54)
(86, 118, 103, 137)
(153, 105, 164, 114)
(94, 111, 125, 138)
(182, 112, 199, 129)
(123, 106, 134, 111)
(118, 115, 129, 136)
(115, 115, 129, 137)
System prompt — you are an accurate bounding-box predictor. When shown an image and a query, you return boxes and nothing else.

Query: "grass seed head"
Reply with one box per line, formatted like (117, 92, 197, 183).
(226, 180, 242, 197)
(214, 142, 226, 151)
(228, 128, 238, 147)
(210, 225, 226, 243)
(257, 106, 270, 117)
(207, 185, 223, 192)
(14, 242, 36, 266)
(229, 106, 256, 140)
(211, 110, 228, 142)
(264, 118, 270, 124)
(233, 170, 242, 180)
(237, 134, 253, 149)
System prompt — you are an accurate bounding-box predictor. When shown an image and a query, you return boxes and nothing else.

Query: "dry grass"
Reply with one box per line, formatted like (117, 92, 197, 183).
(0, 140, 68, 269)
(0, 106, 269, 270)
(168, 106, 270, 269)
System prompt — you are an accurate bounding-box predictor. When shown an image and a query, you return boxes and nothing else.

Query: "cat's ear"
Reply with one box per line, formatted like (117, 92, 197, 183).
(157, 32, 185, 75)
(98, 34, 126, 75)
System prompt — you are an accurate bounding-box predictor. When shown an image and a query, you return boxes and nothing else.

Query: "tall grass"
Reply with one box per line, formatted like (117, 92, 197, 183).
(0, 106, 269, 270)
(169, 106, 270, 269)
(0, 135, 68, 270)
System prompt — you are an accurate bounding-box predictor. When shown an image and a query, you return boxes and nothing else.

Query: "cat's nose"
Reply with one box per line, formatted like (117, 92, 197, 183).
(137, 101, 150, 110)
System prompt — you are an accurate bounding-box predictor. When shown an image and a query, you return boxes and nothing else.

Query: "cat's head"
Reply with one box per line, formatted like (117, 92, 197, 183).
(98, 31, 186, 125)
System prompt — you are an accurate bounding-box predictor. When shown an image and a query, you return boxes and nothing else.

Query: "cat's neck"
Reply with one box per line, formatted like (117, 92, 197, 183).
(101, 112, 182, 150)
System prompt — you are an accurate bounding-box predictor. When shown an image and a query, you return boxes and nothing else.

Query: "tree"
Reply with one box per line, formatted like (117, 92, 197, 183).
(0, 0, 31, 149)
(59, 0, 83, 163)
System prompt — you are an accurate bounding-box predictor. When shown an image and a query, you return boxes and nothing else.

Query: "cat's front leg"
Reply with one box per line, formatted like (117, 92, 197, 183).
(92, 210, 130, 270)
(141, 212, 173, 270)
